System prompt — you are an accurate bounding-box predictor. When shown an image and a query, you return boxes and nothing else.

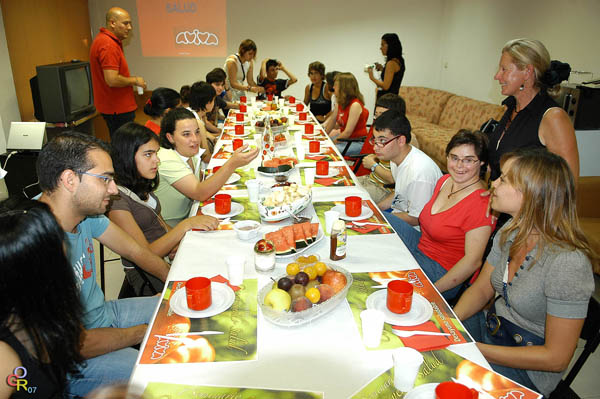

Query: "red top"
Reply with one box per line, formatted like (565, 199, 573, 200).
(145, 120, 160, 136)
(89, 28, 136, 114)
(336, 98, 369, 139)
(418, 175, 496, 271)
(353, 125, 375, 176)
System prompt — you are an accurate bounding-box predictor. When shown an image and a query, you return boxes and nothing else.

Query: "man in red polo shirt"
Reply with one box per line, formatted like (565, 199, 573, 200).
(90, 7, 146, 139)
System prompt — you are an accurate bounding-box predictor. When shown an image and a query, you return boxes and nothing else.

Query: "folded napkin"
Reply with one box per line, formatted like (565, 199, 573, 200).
(315, 177, 340, 186)
(349, 223, 380, 234)
(392, 320, 451, 352)
(210, 274, 241, 292)
(305, 154, 327, 161)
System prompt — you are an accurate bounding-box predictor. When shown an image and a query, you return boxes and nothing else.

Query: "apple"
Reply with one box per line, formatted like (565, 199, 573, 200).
(291, 296, 312, 312)
(264, 288, 291, 311)
(316, 284, 335, 303)
(322, 270, 347, 294)
(288, 284, 306, 300)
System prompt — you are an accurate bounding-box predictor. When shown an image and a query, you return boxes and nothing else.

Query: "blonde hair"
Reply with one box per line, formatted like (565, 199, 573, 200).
(335, 72, 364, 109)
(500, 148, 597, 265)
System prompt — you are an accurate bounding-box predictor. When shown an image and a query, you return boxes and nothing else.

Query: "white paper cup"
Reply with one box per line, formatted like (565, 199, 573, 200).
(226, 255, 245, 286)
(392, 347, 424, 392)
(136, 85, 144, 95)
(360, 309, 385, 348)
(324, 210, 340, 234)
(278, 98, 285, 107)
(304, 168, 316, 185)
(246, 179, 261, 202)
(288, 114, 295, 126)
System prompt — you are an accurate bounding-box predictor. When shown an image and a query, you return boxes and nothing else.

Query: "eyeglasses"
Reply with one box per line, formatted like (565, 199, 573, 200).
(78, 171, 115, 185)
(368, 135, 401, 147)
(447, 154, 479, 166)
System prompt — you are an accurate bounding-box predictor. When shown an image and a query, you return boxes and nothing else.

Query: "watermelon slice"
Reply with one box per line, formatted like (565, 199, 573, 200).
(310, 223, 319, 241)
(292, 224, 308, 249)
(299, 222, 314, 244)
(266, 231, 294, 256)
(280, 226, 296, 251)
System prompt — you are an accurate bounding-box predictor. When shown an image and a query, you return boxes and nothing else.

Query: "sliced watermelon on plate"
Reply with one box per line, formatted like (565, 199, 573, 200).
(292, 224, 308, 249)
(299, 222, 314, 244)
(310, 223, 319, 241)
(280, 225, 296, 251)
(266, 231, 294, 256)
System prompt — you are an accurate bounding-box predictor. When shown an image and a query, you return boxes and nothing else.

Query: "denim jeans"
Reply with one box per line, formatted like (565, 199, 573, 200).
(462, 312, 541, 395)
(384, 212, 462, 301)
(67, 296, 160, 398)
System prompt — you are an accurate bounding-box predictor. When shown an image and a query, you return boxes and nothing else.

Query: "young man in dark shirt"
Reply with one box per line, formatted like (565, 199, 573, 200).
(257, 59, 297, 98)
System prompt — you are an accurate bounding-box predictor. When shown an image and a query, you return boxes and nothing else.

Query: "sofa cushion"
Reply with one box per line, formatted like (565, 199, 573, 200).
(438, 95, 505, 130)
(399, 87, 454, 124)
(409, 120, 457, 171)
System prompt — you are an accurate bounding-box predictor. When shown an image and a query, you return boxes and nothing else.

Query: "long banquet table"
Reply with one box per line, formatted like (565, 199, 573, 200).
(128, 100, 536, 398)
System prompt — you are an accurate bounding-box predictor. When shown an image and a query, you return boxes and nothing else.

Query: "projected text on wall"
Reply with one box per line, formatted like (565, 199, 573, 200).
(136, 0, 227, 57)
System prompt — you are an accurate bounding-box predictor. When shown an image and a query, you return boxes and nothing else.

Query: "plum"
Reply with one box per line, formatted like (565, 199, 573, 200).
(294, 271, 309, 286)
(291, 296, 312, 312)
(277, 277, 293, 291)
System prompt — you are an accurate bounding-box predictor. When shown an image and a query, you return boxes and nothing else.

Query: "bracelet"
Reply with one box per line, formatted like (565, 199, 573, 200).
(371, 162, 379, 173)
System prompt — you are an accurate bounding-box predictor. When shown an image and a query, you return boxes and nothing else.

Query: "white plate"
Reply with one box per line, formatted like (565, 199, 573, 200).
(225, 129, 252, 138)
(330, 204, 373, 221)
(314, 168, 341, 178)
(405, 383, 439, 399)
(365, 290, 433, 326)
(226, 173, 241, 185)
(276, 227, 325, 259)
(169, 283, 235, 318)
(202, 202, 244, 219)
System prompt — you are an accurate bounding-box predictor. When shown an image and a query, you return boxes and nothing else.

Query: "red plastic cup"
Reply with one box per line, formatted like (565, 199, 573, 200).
(316, 161, 329, 176)
(435, 382, 479, 399)
(387, 280, 414, 314)
(296, 103, 304, 112)
(235, 113, 244, 122)
(267, 94, 274, 101)
(289, 96, 296, 104)
(299, 112, 307, 121)
(215, 193, 232, 214)
(212, 166, 221, 173)
(305, 124, 314, 134)
(239, 103, 247, 113)
(239, 96, 247, 103)
(309, 141, 320, 153)
(185, 277, 212, 311)
(233, 138, 244, 151)
(234, 124, 244, 135)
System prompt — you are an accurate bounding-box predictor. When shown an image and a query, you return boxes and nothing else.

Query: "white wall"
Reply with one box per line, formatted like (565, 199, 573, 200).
(0, 2, 21, 143)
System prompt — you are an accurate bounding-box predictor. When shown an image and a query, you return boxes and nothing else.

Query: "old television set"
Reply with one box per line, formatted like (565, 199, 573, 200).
(30, 61, 95, 123)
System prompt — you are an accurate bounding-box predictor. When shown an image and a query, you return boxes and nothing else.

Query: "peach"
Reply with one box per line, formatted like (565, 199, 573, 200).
(316, 284, 335, 303)
(322, 270, 347, 294)
(291, 296, 313, 312)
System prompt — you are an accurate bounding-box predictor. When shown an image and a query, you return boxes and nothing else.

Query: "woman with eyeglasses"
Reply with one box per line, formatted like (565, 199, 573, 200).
(387, 130, 496, 300)
(0, 198, 84, 398)
(454, 148, 596, 397)
(108, 122, 219, 296)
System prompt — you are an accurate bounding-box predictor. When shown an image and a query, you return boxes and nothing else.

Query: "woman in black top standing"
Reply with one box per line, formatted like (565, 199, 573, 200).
(488, 38, 578, 181)
(368, 33, 405, 99)
(304, 61, 332, 123)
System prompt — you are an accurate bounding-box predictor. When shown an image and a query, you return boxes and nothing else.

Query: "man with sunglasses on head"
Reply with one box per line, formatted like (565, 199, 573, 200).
(372, 110, 441, 229)
(37, 132, 170, 397)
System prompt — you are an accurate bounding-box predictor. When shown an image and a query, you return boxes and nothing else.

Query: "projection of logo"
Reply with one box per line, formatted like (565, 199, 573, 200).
(175, 30, 219, 46)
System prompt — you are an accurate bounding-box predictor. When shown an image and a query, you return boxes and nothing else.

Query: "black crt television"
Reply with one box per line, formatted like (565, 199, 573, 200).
(30, 61, 95, 123)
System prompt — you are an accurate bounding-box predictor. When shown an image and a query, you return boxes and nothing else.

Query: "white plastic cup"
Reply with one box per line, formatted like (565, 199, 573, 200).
(324, 210, 340, 234)
(226, 255, 245, 286)
(304, 168, 316, 185)
(136, 85, 144, 95)
(278, 98, 285, 107)
(249, 94, 257, 105)
(246, 179, 261, 202)
(288, 114, 295, 126)
(360, 309, 385, 348)
(392, 347, 424, 392)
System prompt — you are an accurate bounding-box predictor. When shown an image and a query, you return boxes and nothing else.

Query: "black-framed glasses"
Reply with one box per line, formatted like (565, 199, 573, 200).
(78, 171, 114, 185)
(368, 135, 401, 147)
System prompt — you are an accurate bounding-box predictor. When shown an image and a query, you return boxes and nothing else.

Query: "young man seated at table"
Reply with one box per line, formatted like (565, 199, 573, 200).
(37, 132, 170, 398)
(372, 110, 441, 229)
(257, 58, 298, 99)
(205, 67, 238, 135)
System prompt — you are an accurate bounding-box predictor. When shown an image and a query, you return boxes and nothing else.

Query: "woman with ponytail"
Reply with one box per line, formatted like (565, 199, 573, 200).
(143, 87, 181, 135)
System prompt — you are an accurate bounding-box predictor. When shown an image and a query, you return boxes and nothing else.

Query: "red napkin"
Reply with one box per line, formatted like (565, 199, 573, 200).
(305, 154, 326, 161)
(349, 223, 380, 234)
(210, 274, 241, 292)
(392, 321, 451, 352)
(315, 177, 339, 186)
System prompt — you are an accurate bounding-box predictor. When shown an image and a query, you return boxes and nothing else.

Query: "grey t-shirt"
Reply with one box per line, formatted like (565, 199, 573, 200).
(487, 224, 594, 395)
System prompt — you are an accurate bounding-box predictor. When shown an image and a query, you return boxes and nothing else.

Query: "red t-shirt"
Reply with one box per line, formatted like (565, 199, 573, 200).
(418, 175, 496, 271)
(353, 125, 376, 176)
(89, 28, 136, 115)
(336, 98, 369, 139)
(145, 120, 160, 136)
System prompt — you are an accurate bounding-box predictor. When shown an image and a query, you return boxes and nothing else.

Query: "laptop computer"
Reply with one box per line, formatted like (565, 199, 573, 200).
(7, 122, 47, 151)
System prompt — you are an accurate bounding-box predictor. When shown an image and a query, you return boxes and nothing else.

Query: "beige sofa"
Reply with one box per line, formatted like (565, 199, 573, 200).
(398, 86, 506, 171)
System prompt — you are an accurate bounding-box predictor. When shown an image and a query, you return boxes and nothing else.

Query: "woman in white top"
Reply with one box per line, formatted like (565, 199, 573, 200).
(224, 39, 264, 100)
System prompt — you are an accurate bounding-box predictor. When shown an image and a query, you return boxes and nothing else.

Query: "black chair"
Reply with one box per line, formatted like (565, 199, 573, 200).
(98, 242, 121, 294)
(337, 136, 366, 157)
(549, 296, 600, 398)
(118, 266, 159, 299)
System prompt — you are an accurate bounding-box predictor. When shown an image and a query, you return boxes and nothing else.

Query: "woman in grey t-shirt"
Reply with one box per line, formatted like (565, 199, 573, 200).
(454, 148, 597, 396)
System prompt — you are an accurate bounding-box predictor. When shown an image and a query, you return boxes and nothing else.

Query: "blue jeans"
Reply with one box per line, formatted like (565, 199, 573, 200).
(462, 312, 541, 395)
(384, 213, 462, 301)
(67, 296, 160, 398)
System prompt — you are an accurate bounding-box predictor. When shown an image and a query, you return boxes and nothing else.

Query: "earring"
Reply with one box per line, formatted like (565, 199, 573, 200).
(519, 84, 525, 91)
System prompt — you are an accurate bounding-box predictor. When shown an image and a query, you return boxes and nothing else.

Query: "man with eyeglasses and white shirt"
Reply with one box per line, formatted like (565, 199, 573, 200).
(372, 110, 441, 229)
(37, 132, 169, 397)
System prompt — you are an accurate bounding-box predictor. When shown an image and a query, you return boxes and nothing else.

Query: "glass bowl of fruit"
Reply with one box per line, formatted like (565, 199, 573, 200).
(258, 263, 353, 327)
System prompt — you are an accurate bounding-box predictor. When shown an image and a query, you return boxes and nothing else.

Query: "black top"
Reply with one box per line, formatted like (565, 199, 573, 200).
(1, 329, 61, 398)
(308, 82, 331, 117)
(376, 59, 405, 99)
(488, 92, 558, 180)
(257, 77, 288, 99)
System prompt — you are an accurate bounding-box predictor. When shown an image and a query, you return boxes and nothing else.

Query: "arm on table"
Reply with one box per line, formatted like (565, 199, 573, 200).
(103, 69, 146, 89)
(79, 324, 148, 359)
(434, 225, 492, 293)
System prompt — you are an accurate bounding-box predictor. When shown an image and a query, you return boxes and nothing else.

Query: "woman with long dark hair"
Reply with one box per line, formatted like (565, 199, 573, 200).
(109, 122, 218, 295)
(143, 87, 181, 135)
(368, 33, 406, 99)
(0, 198, 84, 398)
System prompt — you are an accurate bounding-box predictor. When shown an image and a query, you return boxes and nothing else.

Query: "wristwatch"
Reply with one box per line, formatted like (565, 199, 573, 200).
(370, 162, 379, 173)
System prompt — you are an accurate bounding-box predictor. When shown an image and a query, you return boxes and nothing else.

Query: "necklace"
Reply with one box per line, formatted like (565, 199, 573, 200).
(448, 179, 481, 198)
